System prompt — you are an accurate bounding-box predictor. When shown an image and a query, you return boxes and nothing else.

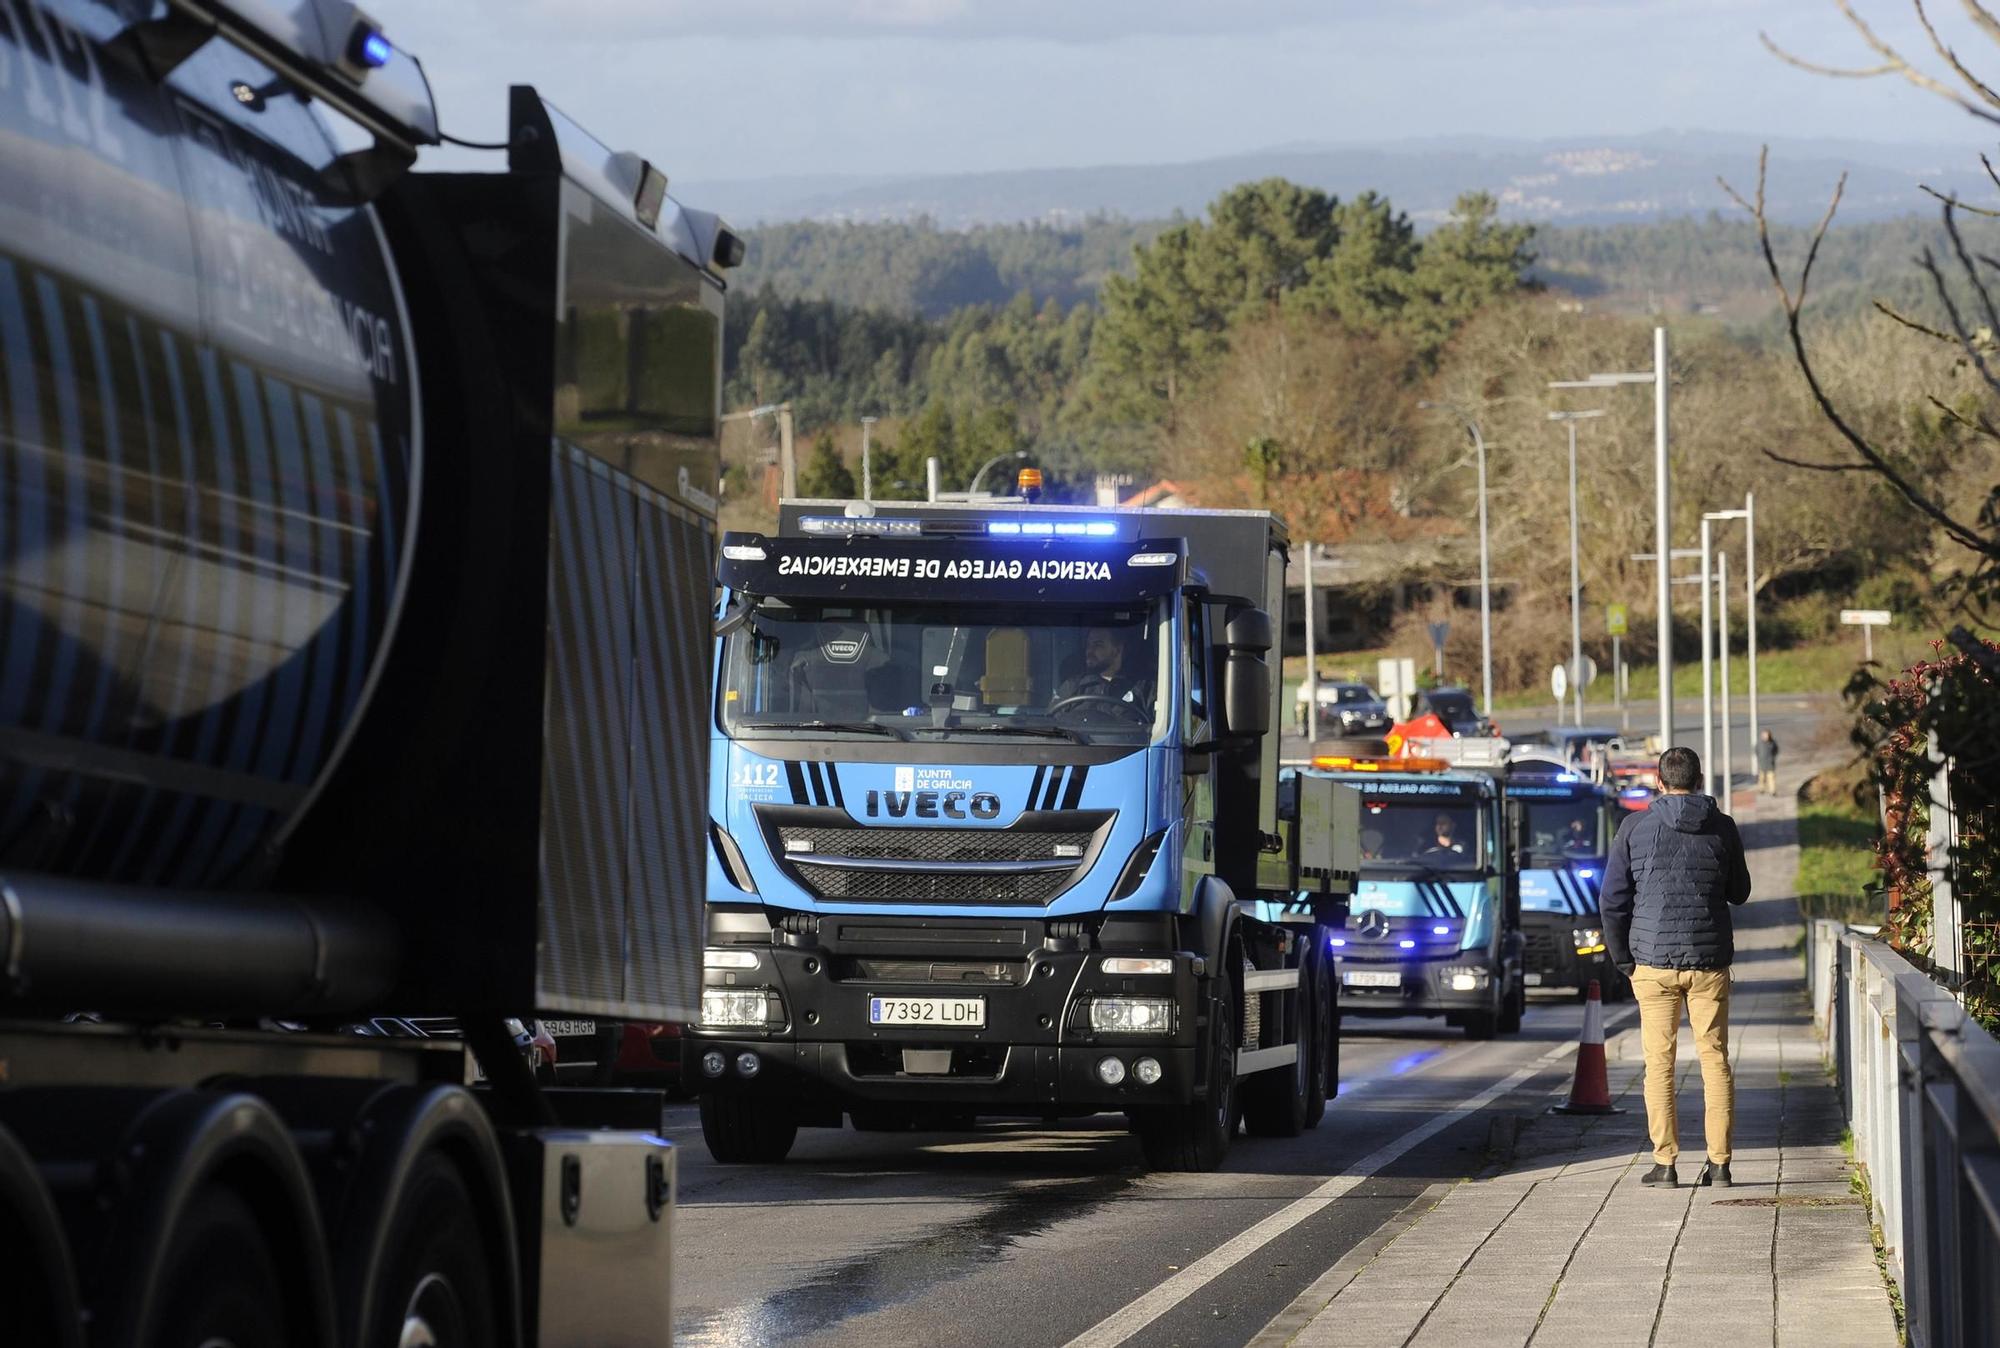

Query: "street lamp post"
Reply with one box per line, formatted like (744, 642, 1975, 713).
(967, 449, 1029, 497)
(1548, 409, 1606, 726)
(1550, 325, 1671, 747)
(1718, 548, 1732, 812)
(860, 415, 877, 502)
(1701, 507, 1748, 803)
(1418, 401, 1494, 719)
(1744, 492, 1759, 769)
(719, 401, 795, 497)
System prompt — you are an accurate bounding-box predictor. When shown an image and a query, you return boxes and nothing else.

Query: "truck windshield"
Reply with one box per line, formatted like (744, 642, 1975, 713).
(718, 597, 1171, 746)
(1524, 802, 1602, 857)
(1358, 798, 1485, 872)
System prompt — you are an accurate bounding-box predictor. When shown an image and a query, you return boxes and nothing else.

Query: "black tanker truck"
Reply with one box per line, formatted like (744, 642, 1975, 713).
(0, 2, 737, 1343)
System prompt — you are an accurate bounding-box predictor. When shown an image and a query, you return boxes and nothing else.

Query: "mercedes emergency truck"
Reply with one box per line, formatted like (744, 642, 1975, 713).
(688, 501, 1360, 1172)
(1507, 765, 1623, 999)
(0, 3, 737, 1341)
(1307, 752, 1526, 1039)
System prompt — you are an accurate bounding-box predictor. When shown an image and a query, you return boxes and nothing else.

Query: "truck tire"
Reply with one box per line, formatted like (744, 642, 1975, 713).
(1136, 982, 1238, 1172)
(1306, 951, 1336, 1126)
(700, 1093, 799, 1163)
(0, 1125, 82, 1348)
(361, 1152, 500, 1348)
(1498, 979, 1525, 1035)
(1462, 1005, 1499, 1040)
(1244, 963, 1311, 1138)
(146, 1183, 291, 1348)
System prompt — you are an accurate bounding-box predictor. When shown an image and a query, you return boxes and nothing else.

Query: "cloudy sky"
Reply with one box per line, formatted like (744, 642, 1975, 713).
(379, 1, 2000, 184)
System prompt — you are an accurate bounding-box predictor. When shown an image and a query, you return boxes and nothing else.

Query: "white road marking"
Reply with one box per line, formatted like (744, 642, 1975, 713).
(1064, 1008, 1634, 1348)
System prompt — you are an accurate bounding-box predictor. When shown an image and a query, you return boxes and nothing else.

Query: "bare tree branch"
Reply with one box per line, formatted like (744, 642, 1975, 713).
(1874, 299, 1962, 343)
(1916, 0, 2000, 109)
(1921, 182, 2000, 215)
(1963, 0, 2000, 52)
(1926, 392, 2000, 442)
(1763, 3, 2000, 125)
(1724, 150, 1996, 557)
(1761, 447, 1890, 472)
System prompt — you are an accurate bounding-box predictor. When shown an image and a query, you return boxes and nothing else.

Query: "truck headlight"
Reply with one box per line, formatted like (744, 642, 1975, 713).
(1572, 927, 1606, 955)
(1088, 997, 1175, 1033)
(700, 987, 784, 1028)
(1443, 965, 1488, 993)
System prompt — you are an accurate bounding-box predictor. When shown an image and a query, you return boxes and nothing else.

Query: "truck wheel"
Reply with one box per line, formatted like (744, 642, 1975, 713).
(362, 1152, 500, 1348)
(700, 1093, 798, 1163)
(147, 1184, 291, 1348)
(1463, 1007, 1499, 1040)
(1498, 979, 1525, 1035)
(0, 1124, 82, 1348)
(1244, 966, 1311, 1138)
(1136, 983, 1238, 1172)
(1306, 953, 1335, 1125)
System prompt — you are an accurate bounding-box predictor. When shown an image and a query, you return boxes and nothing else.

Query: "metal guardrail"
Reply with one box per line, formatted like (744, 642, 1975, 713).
(1805, 919, 2000, 1348)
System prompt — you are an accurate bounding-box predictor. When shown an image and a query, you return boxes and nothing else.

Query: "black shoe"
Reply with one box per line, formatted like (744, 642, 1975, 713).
(1641, 1164, 1679, 1188)
(1698, 1162, 1733, 1188)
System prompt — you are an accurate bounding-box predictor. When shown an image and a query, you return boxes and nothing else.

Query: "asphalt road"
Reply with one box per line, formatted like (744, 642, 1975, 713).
(668, 995, 1630, 1348)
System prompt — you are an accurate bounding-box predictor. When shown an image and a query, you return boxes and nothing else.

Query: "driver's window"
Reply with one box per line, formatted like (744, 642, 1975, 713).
(1185, 603, 1209, 740)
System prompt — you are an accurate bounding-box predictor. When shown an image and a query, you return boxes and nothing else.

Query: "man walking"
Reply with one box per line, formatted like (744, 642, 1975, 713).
(1755, 730, 1780, 796)
(1599, 747, 1753, 1188)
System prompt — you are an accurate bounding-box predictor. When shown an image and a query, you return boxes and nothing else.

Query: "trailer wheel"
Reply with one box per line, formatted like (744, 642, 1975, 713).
(1136, 976, 1238, 1172)
(363, 1151, 498, 1348)
(0, 1124, 82, 1348)
(147, 1183, 290, 1348)
(700, 1093, 798, 1163)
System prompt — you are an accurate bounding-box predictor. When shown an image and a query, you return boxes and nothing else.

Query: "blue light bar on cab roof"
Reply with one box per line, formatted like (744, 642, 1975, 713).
(358, 29, 393, 67)
(1557, 772, 1580, 783)
(989, 520, 1117, 537)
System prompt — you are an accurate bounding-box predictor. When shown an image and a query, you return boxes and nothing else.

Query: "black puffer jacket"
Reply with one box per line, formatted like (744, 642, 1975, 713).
(1600, 792, 1752, 970)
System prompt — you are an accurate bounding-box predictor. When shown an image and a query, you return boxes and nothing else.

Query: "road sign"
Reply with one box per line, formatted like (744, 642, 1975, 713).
(1571, 654, 1599, 688)
(1426, 620, 1450, 649)
(1377, 656, 1418, 722)
(1606, 603, 1628, 637)
(1840, 609, 1891, 626)
(1550, 663, 1568, 702)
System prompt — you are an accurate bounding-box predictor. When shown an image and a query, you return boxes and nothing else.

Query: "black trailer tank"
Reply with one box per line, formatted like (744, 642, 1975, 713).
(0, 1, 417, 889)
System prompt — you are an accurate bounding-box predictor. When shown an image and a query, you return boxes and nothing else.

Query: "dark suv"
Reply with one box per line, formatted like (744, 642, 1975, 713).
(1411, 687, 1493, 737)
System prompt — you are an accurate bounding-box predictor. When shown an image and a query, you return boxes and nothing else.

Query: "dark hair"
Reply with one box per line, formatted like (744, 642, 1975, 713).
(1658, 746, 1701, 791)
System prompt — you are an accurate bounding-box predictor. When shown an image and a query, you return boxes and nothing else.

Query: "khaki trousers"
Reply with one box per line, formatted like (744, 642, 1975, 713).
(1632, 965, 1734, 1166)
(1758, 769, 1778, 795)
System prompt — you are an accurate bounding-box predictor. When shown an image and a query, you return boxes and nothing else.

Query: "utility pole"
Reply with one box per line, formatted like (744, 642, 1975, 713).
(1718, 549, 1732, 812)
(1700, 514, 1715, 795)
(1548, 409, 1605, 726)
(1744, 491, 1758, 765)
(860, 416, 877, 502)
(1302, 542, 1319, 741)
(1418, 401, 1494, 719)
(1550, 325, 1671, 746)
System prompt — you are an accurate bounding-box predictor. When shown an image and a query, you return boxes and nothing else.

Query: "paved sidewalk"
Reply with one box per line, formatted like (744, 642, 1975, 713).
(1262, 763, 1901, 1348)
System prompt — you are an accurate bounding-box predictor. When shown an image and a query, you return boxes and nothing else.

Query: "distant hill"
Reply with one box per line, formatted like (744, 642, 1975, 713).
(689, 130, 1992, 230)
(733, 210, 2000, 326)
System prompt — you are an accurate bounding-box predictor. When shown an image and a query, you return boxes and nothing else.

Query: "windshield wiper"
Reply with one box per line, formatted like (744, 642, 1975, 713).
(934, 723, 1091, 745)
(737, 719, 912, 741)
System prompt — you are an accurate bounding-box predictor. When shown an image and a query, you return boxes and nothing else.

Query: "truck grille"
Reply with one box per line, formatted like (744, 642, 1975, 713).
(757, 807, 1114, 906)
(1522, 922, 1563, 971)
(777, 825, 1095, 864)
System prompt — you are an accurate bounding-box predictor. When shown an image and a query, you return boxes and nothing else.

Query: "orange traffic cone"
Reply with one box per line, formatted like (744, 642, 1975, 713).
(1552, 979, 1624, 1115)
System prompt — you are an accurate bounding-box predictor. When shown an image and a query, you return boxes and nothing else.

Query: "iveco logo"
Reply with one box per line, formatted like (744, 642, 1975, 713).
(864, 790, 1002, 820)
(1356, 909, 1392, 942)
(823, 638, 865, 663)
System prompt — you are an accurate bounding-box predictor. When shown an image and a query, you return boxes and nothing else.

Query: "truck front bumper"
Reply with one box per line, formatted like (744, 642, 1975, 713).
(685, 935, 1206, 1114)
(1333, 956, 1498, 1017)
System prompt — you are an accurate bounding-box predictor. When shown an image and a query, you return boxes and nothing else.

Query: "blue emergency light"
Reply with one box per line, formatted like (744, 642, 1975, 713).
(987, 520, 1117, 537)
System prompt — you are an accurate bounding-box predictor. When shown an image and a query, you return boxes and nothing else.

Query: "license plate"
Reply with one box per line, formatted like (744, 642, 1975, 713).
(869, 996, 985, 1027)
(543, 1019, 596, 1037)
(1344, 970, 1402, 988)
(1524, 973, 1544, 987)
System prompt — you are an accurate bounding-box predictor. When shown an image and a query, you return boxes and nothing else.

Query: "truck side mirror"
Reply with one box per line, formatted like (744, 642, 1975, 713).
(1221, 607, 1272, 739)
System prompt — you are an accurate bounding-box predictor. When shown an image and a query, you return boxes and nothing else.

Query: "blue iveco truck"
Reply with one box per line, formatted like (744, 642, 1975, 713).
(687, 500, 1360, 1171)
(1306, 751, 1526, 1040)
(1506, 765, 1623, 999)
